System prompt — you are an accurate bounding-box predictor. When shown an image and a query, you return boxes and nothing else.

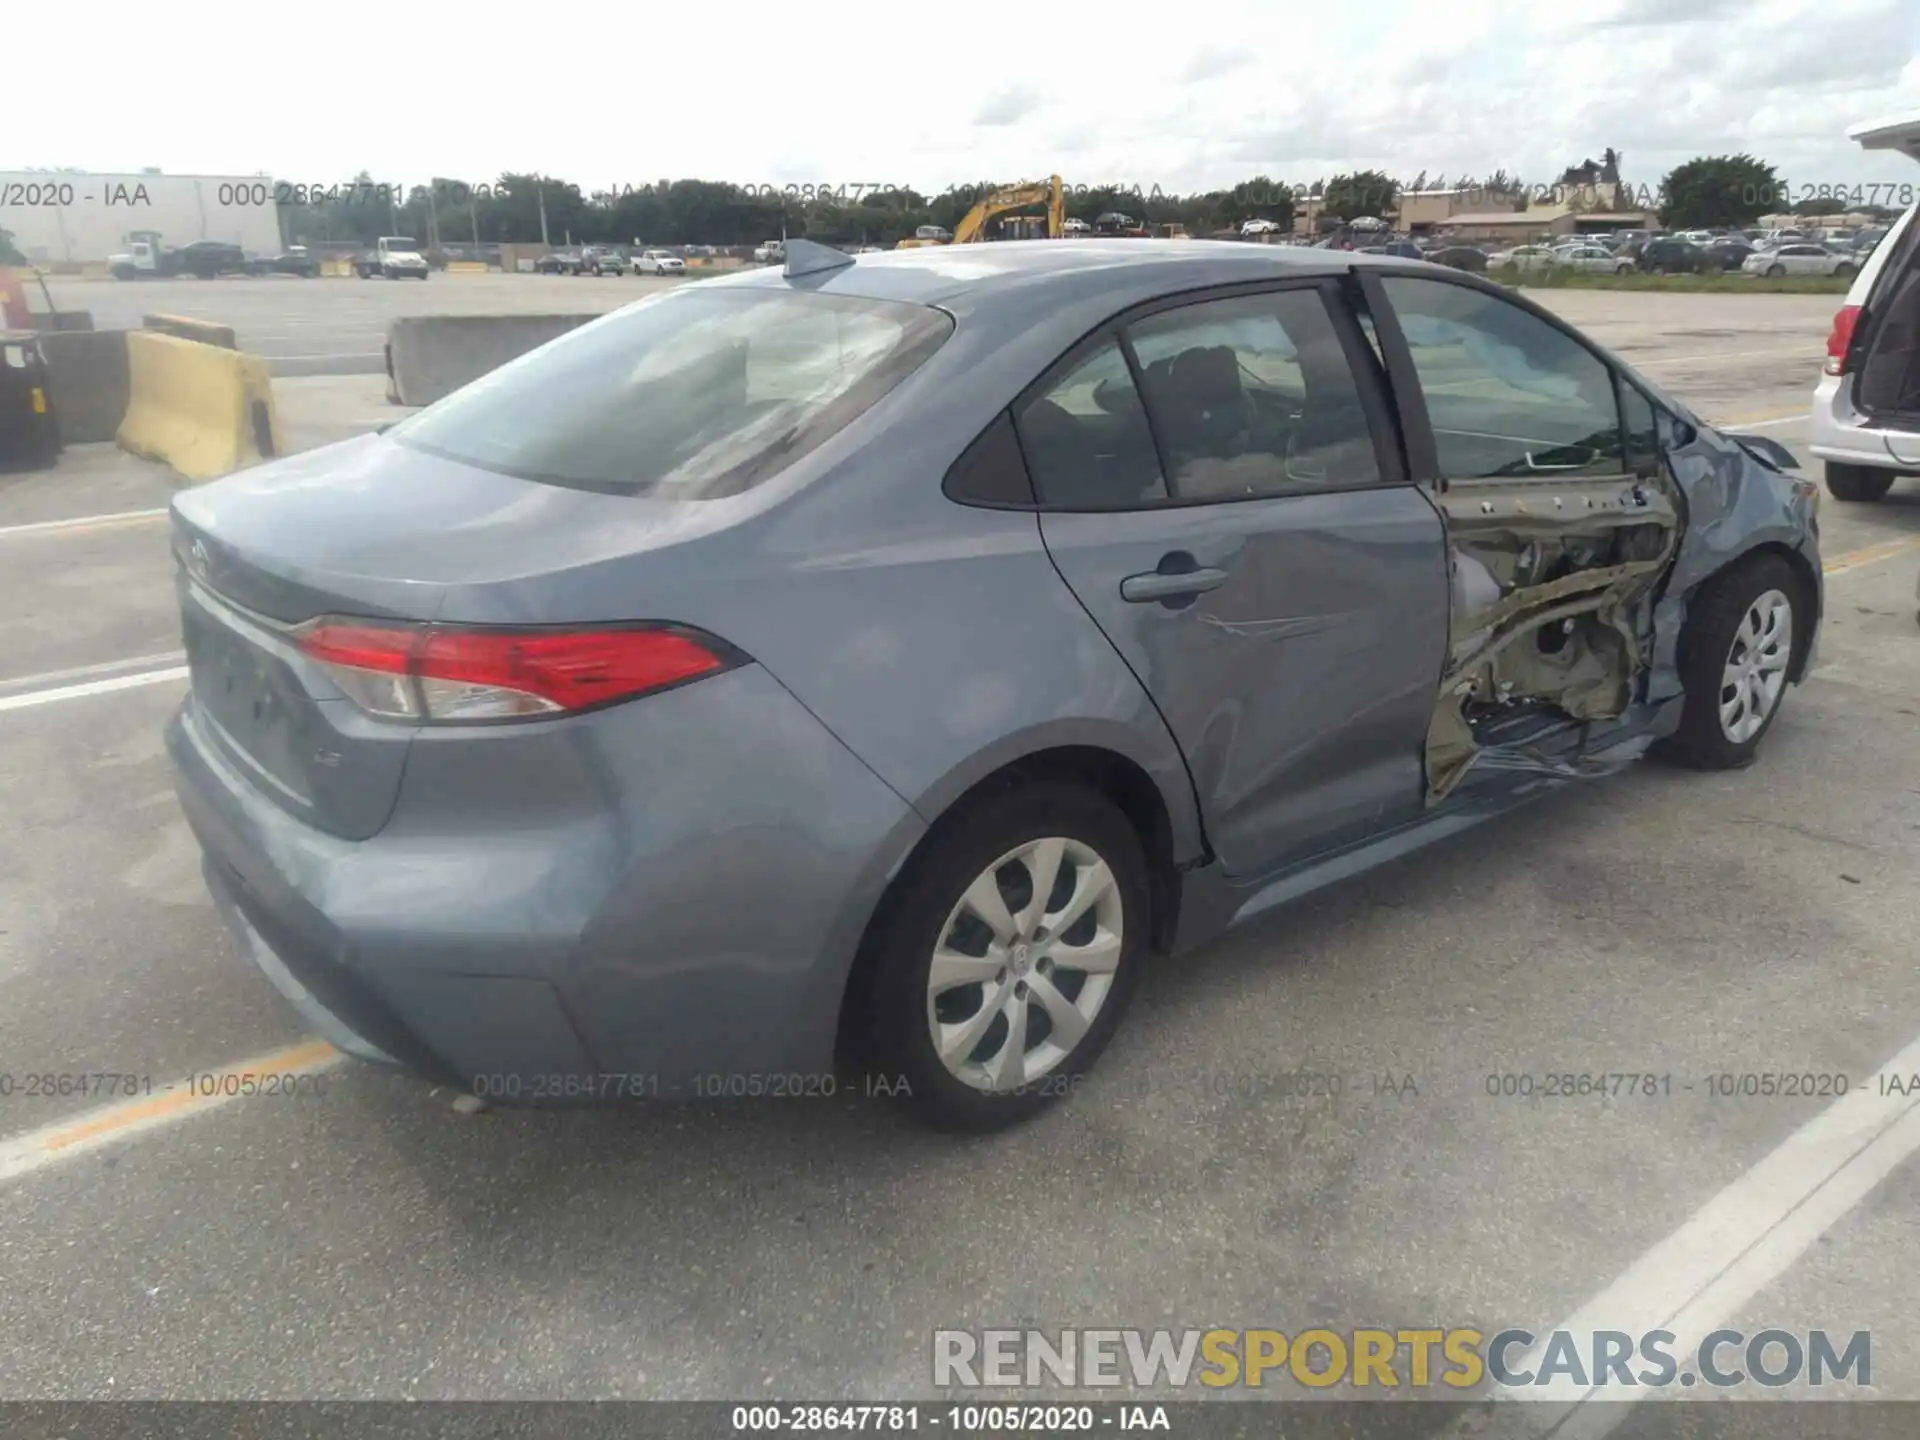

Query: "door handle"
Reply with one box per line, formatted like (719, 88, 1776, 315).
(1120, 566, 1230, 603)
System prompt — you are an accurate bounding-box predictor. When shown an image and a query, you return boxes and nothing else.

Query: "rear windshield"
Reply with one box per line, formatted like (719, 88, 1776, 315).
(391, 288, 953, 499)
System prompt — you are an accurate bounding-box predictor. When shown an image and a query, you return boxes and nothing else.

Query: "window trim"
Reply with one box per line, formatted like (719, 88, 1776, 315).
(1356, 265, 1636, 491)
(1006, 276, 1410, 514)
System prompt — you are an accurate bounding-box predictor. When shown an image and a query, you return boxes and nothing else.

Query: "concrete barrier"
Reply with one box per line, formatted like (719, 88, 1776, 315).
(385, 313, 601, 406)
(443, 260, 490, 275)
(41, 329, 131, 443)
(144, 313, 237, 349)
(118, 331, 283, 482)
(319, 259, 356, 278)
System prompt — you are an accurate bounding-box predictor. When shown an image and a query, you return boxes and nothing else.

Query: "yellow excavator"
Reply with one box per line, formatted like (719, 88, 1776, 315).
(896, 175, 1066, 248)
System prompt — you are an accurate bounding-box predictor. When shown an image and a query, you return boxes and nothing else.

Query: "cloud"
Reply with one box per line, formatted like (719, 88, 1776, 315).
(972, 85, 1044, 127)
(1592, 0, 1742, 25)
(1181, 45, 1254, 82)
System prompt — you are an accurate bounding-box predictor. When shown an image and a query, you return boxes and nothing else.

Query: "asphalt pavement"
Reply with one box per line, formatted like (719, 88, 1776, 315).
(1, 289, 1917, 1426)
(42, 272, 686, 376)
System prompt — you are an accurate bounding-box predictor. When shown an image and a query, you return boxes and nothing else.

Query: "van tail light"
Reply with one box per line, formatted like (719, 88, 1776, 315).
(1824, 304, 1861, 376)
(294, 620, 742, 723)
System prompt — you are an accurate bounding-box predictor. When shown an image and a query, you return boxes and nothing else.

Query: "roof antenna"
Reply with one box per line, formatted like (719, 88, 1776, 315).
(783, 238, 856, 279)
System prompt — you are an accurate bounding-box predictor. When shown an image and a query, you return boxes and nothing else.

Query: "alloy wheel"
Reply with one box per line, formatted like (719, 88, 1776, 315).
(925, 837, 1124, 1092)
(1719, 589, 1792, 744)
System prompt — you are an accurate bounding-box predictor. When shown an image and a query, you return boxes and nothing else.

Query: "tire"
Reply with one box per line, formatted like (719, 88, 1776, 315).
(862, 781, 1151, 1133)
(1660, 553, 1803, 770)
(1825, 462, 1896, 503)
(1616, 263, 1632, 275)
(1766, 264, 1785, 278)
(1835, 263, 1856, 279)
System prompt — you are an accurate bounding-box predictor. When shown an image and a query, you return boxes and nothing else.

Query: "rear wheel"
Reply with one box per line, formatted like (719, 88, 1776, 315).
(1826, 462, 1896, 503)
(1661, 554, 1802, 770)
(863, 783, 1150, 1132)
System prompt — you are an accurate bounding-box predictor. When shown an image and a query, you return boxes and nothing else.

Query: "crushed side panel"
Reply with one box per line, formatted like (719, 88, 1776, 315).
(1426, 471, 1681, 802)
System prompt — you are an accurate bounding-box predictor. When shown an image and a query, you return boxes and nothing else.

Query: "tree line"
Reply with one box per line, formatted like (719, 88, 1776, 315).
(274, 156, 1899, 252)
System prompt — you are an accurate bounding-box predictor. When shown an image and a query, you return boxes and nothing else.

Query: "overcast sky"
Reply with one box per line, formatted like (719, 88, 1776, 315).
(14, 0, 1920, 197)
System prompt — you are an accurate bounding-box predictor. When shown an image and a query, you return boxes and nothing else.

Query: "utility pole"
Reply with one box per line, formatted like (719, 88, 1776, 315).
(537, 183, 551, 247)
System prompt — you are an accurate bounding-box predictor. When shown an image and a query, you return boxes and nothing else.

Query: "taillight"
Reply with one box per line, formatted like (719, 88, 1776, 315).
(1824, 304, 1861, 376)
(294, 620, 740, 723)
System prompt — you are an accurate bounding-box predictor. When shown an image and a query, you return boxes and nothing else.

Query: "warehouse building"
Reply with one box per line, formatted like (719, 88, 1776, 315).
(0, 172, 284, 267)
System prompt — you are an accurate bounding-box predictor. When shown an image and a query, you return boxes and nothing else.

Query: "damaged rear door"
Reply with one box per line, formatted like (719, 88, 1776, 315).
(1362, 272, 1682, 801)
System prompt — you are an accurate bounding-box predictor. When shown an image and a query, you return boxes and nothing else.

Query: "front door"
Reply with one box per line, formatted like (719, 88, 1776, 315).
(1021, 281, 1449, 881)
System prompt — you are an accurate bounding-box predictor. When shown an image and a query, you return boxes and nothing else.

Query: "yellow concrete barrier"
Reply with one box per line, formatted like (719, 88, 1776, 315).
(444, 260, 490, 275)
(319, 259, 356, 277)
(117, 331, 282, 483)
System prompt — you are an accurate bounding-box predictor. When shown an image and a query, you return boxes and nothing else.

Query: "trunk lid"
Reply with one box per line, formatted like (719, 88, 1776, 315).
(169, 433, 727, 840)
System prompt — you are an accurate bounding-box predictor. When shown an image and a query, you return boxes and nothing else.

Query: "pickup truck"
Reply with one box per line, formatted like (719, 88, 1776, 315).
(752, 240, 786, 264)
(356, 237, 430, 279)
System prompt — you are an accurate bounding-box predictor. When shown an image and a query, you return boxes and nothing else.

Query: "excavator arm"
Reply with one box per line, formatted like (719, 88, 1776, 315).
(951, 175, 1066, 243)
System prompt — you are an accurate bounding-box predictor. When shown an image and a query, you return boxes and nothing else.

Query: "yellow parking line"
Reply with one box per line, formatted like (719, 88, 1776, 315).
(1824, 534, 1920, 577)
(0, 1039, 340, 1182)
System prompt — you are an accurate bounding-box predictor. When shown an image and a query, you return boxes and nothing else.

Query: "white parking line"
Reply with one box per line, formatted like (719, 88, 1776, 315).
(0, 651, 185, 693)
(1456, 1033, 1920, 1437)
(1722, 414, 1806, 431)
(0, 666, 189, 713)
(0, 508, 168, 539)
(1638, 346, 1816, 369)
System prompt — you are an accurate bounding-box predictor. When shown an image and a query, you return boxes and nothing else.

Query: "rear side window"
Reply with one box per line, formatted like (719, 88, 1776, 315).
(1014, 338, 1168, 508)
(1125, 289, 1383, 498)
(392, 288, 952, 499)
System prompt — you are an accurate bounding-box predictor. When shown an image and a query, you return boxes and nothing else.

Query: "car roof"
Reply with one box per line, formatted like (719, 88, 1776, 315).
(704, 239, 1355, 313)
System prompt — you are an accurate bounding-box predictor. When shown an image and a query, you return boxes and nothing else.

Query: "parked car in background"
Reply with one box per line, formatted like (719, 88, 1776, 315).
(753, 240, 787, 263)
(1809, 107, 1920, 505)
(536, 249, 585, 275)
(1707, 239, 1756, 271)
(635, 249, 687, 276)
(1359, 241, 1422, 259)
(1425, 245, 1490, 272)
(1636, 238, 1714, 274)
(1487, 244, 1560, 271)
(251, 246, 319, 278)
(1557, 244, 1636, 275)
(1742, 243, 1859, 278)
(581, 247, 628, 276)
(164, 239, 1823, 1133)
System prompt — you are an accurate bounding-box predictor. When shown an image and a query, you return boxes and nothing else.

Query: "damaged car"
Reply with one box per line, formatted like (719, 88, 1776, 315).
(165, 239, 1823, 1134)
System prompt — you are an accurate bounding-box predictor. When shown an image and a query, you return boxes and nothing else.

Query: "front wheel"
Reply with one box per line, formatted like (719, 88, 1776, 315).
(1660, 554, 1803, 770)
(1834, 263, 1856, 279)
(862, 783, 1150, 1132)
(1767, 264, 1785, 277)
(1825, 462, 1895, 503)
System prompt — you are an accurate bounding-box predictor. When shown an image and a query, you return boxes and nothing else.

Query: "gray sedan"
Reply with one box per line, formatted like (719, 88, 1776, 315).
(165, 241, 1823, 1132)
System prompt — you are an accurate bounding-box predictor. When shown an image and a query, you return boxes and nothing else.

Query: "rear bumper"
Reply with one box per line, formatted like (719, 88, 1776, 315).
(167, 663, 926, 1101)
(1808, 373, 1903, 468)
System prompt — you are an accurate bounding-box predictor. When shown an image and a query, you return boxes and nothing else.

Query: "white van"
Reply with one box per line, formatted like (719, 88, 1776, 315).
(1808, 108, 1920, 501)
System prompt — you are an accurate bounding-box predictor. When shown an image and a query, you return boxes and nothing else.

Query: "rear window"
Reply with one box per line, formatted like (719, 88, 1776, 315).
(391, 287, 953, 499)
